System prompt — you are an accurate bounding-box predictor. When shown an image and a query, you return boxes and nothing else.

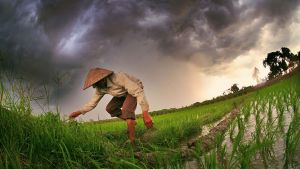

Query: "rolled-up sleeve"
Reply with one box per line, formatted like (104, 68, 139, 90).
(119, 73, 149, 112)
(78, 88, 104, 114)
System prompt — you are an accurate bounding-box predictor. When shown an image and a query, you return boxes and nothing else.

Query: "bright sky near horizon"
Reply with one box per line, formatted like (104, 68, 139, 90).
(0, 1, 300, 121)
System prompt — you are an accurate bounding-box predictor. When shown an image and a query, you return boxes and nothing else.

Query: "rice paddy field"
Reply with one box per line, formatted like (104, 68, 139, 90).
(0, 70, 299, 169)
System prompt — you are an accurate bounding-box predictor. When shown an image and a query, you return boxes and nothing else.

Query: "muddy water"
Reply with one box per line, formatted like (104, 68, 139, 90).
(183, 97, 300, 169)
(239, 103, 294, 169)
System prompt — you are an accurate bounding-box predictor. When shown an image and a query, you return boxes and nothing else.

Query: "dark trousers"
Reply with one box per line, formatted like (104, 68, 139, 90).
(106, 94, 137, 120)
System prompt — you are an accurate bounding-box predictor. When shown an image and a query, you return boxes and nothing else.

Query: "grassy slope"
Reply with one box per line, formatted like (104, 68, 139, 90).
(0, 70, 299, 168)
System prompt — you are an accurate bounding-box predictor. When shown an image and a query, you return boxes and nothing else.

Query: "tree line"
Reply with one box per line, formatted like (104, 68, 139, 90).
(228, 47, 299, 95)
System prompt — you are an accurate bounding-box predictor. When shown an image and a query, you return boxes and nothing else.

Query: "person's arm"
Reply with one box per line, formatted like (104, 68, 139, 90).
(79, 88, 104, 114)
(69, 89, 104, 119)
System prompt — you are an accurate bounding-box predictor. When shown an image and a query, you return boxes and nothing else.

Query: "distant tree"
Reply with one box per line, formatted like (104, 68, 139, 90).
(230, 83, 239, 93)
(223, 90, 229, 96)
(263, 47, 299, 79)
(241, 86, 253, 91)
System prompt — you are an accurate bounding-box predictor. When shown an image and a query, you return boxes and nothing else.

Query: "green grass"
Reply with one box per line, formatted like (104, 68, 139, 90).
(0, 70, 299, 168)
(85, 96, 243, 147)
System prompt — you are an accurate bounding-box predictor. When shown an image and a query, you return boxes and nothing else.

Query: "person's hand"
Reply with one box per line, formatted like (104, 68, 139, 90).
(143, 111, 153, 129)
(69, 111, 81, 119)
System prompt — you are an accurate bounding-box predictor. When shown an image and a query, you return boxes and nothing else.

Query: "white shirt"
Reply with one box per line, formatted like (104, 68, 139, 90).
(78, 72, 149, 114)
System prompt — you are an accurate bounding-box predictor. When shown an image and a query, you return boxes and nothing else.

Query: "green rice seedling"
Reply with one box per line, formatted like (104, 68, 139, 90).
(254, 106, 262, 141)
(196, 72, 300, 169)
(215, 132, 228, 169)
(237, 139, 261, 169)
(266, 100, 273, 127)
(283, 117, 300, 168)
(282, 90, 291, 108)
(200, 149, 218, 169)
(238, 97, 274, 168)
(283, 92, 300, 169)
(260, 99, 267, 115)
(229, 119, 237, 145)
(228, 115, 245, 168)
(226, 94, 274, 169)
(267, 130, 279, 155)
(276, 97, 285, 134)
(197, 132, 227, 169)
(291, 92, 299, 116)
(258, 112, 277, 164)
(242, 102, 251, 123)
(260, 130, 276, 165)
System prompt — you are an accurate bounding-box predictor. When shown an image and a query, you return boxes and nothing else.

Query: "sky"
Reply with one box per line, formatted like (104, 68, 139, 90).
(0, 0, 300, 121)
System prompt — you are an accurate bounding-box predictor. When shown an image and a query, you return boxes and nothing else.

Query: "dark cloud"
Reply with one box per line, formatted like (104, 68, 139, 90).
(0, 0, 299, 103)
(38, 0, 91, 44)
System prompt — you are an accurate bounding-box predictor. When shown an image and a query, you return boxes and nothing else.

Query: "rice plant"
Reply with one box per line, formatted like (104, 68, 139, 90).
(197, 71, 300, 169)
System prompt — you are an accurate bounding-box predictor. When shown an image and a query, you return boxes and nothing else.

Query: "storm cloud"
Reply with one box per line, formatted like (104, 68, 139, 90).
(0, 0, 299, 103)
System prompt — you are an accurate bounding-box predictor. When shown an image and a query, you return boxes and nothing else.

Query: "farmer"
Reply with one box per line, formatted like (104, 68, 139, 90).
(69, 67, 153, 144)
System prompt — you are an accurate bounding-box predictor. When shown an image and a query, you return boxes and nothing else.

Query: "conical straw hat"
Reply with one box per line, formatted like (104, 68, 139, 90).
(82, 68, 113, 90)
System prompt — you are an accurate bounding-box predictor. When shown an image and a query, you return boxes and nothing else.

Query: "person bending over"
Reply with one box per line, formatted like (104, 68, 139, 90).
(69, 67, 153, 144)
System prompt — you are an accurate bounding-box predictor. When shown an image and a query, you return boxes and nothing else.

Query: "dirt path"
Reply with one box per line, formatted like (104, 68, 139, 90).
(181, 108, 240, 157)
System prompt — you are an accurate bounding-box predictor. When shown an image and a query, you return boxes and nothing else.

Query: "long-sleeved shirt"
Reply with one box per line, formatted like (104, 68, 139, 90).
(78, 72, 149, 114)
